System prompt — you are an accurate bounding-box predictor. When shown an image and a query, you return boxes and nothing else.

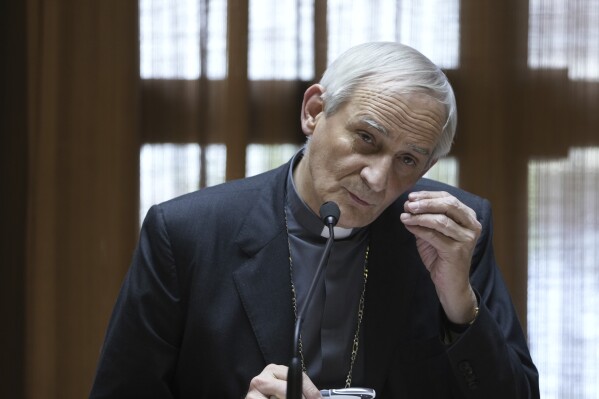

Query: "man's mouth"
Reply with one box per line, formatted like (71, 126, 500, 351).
(348, 190, 372, 207)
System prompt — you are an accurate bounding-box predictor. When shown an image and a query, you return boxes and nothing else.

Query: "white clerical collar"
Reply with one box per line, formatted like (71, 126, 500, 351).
(286, 149, 356, 240)
(321, 225, 353, 239)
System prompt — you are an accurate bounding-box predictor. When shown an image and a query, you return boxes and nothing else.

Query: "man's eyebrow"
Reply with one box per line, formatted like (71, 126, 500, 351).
(362, 117, 389, 137)
(360, 116, 431, 156)
(408, 143, 430, 155)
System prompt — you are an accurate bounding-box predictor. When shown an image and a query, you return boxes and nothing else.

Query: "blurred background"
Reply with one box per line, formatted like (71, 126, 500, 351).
(2, 0, 598, 398)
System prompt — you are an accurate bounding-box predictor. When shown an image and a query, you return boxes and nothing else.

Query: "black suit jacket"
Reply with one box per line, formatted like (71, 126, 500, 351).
(90, 161, 539, 398)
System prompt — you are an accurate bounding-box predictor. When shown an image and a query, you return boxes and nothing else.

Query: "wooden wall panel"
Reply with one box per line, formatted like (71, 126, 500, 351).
(225, 0, 249, 181)
(23, 1, 139, 398)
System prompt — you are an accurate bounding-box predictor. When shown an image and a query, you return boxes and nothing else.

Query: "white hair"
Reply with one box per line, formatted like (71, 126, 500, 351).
(319, 42, 457, 159)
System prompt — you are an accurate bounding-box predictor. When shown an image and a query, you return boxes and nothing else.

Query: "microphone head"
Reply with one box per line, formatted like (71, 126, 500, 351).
(319, 201, 341, 227)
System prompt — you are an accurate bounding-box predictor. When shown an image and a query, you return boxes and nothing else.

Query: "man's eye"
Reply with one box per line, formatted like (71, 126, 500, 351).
(358, 131, 374, 144)
(401, 156, 416, 167)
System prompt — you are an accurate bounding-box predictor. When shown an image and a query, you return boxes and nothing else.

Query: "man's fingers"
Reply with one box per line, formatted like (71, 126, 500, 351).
(301, 372, 322, 399)
(404, 191, 479, 228)
(247, 364, 288, 399)
(246, 365, 322, 399)
(400, 212, 478, 243)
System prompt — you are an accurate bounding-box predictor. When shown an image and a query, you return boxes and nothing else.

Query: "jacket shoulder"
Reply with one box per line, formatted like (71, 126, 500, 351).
(152, 163, 288, 221)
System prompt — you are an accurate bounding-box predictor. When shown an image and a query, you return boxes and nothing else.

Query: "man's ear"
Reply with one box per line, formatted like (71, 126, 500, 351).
(300, 84, 325, 136)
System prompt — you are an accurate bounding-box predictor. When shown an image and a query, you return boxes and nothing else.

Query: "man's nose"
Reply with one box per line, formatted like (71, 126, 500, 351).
(360, 156, 392, 192)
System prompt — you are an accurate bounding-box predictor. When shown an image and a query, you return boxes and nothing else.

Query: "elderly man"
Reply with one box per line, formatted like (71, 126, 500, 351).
(90, 42, 539, 399)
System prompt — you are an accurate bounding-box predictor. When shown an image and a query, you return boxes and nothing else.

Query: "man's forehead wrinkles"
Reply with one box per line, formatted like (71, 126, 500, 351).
(352, 89, 444, 133)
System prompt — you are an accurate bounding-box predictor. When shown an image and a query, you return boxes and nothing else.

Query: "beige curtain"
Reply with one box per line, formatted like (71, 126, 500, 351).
(5, 1, 140, 398)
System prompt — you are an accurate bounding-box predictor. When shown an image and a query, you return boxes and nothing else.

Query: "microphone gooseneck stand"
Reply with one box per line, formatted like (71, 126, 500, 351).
(286, 202, 341, 399)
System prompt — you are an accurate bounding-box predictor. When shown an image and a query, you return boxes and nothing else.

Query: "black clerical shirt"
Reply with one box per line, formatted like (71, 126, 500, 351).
(285, 151, 370, 388)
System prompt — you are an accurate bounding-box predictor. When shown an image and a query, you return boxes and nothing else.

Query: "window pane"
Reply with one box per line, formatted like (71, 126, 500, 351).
(248, 0, 314, 80)
(327, 0, 460, 69)
(528, 0, 599, 81)
(204, 144, 227, 186)
(423, 157, 459, 186)
(139, 0, 228, 79)
(528, 148, 599, 399)
(205, 0, 228, 78)
(246, 144, 301, 177)
(139, 143, 227, 224)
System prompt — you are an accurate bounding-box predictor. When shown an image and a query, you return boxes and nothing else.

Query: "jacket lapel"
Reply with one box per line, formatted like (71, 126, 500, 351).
(232, 163, 296, 366)
(363, 200, 424, 390)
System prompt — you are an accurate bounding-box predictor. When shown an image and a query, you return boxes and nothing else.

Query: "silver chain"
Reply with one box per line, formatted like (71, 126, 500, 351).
(285, 211, 369, 388)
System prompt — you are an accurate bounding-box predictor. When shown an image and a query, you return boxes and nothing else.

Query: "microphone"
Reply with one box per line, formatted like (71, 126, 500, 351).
(287, 201, 341, 399)
(320, 201, 341, 227)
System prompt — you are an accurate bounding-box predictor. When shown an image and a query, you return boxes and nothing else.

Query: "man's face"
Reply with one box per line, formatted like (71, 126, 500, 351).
(295, 85, 446, 228)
